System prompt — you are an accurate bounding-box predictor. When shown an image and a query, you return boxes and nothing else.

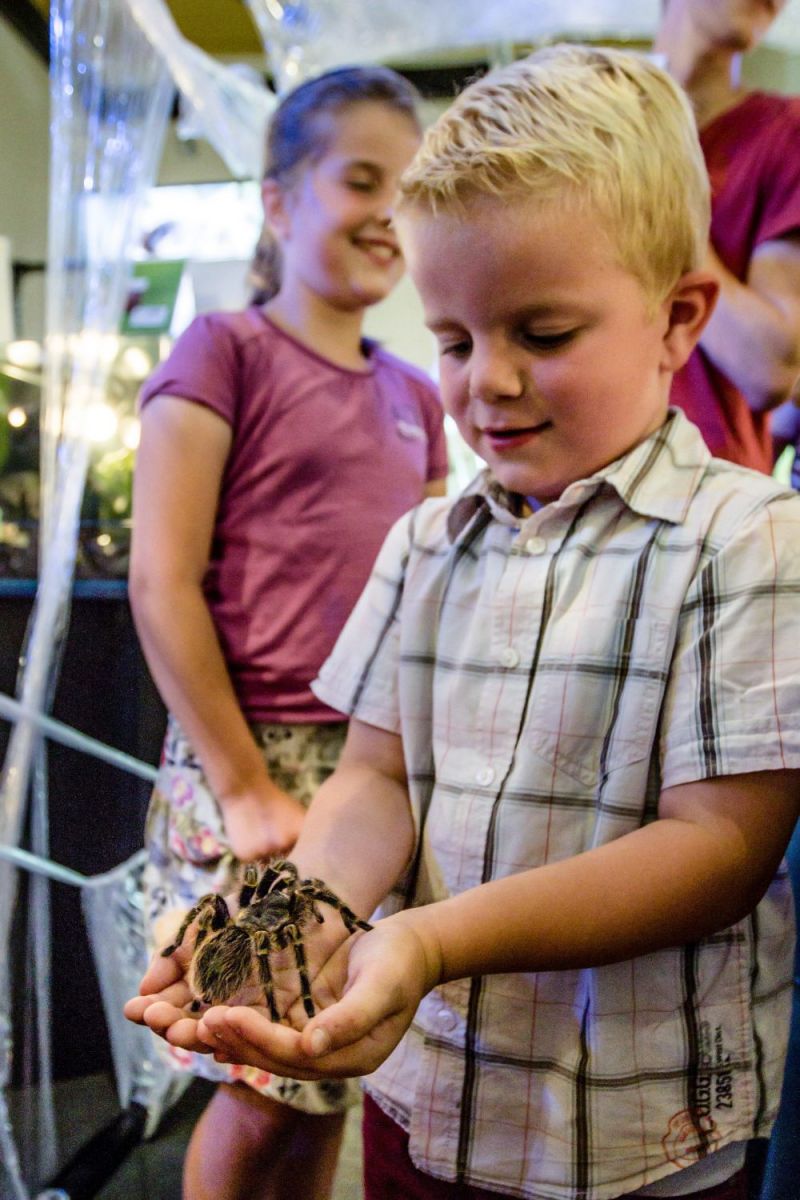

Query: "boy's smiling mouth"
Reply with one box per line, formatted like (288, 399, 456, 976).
(482, 421, 553, 449)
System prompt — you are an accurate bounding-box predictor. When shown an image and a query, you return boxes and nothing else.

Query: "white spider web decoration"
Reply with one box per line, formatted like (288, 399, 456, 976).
(245, 0, 800, 90)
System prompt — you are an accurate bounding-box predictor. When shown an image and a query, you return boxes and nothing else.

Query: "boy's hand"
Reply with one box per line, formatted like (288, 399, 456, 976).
(123, 911, 213, 1052)
(197, 914, 442, 1079)
(123, 886, 378, 1052)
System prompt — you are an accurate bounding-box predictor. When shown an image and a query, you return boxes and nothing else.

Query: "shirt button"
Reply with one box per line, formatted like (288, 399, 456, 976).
(524, 536, 547, 555)
(500, 646, 520, 668)
(437, 1007, 457, 1033)
(476, 766, 495, 787)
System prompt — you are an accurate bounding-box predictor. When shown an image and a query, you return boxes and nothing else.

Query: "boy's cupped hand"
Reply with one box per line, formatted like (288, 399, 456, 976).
(199, 916, 436, 1078)
(124, 913, 438, 1078)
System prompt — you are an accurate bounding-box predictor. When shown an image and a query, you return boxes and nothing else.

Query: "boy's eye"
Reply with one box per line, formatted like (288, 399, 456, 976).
(439, 339, 471, 358)
(523, 329, 577, 350)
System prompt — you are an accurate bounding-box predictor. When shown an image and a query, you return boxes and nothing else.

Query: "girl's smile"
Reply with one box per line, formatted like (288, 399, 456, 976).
(267, 101, 420, 316)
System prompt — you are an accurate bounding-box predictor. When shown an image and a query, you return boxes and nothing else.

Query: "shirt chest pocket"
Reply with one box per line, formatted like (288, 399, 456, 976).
(526, 611, 673, 789)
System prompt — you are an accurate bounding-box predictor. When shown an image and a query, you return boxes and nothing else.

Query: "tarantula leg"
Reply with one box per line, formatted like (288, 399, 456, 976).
(289, 927, 316, 1020)
(254, 858, 298, 899)
(161, 894, 227, 957)
(237, 864, 260, 910)
(194, 894, 231, 953)
(252, 932, 280, 1022)
(301, 883, 373, 934)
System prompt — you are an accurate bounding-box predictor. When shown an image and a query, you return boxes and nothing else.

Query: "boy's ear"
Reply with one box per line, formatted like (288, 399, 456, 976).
(261, 178, 291, 239)
(661, 270, 719, 370)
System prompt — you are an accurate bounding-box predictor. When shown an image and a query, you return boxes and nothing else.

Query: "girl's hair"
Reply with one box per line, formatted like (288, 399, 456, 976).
(398, 44, 710, 310)
(248, 65, 421, 305)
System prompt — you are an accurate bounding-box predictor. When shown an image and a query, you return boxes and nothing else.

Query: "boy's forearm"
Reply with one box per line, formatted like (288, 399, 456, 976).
(395, 775, 797, 986)
(292, 760, 416, 919)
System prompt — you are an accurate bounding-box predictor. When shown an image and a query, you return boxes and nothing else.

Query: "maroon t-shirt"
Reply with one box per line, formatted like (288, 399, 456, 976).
(139, 308, 448, 722)
(670, 92, 800, 472)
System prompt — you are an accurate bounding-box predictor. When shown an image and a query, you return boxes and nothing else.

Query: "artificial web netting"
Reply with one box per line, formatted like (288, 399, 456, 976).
(1, 0, 799, 1197)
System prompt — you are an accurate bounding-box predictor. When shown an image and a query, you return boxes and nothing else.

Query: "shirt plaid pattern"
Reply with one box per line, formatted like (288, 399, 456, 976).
(313, 410, 800, 1200)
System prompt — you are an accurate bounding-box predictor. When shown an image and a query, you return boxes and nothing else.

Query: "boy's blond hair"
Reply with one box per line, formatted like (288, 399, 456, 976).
(399, 44, 710, 305)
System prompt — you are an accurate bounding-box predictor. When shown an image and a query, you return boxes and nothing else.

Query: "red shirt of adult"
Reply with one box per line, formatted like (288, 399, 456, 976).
(670, 92, 800, 472)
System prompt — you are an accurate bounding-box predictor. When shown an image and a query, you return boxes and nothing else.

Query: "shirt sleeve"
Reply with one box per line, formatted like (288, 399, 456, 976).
(660, 493, 800, 787)
(311, 509, 416, 732)
(138, 313, 240, 425)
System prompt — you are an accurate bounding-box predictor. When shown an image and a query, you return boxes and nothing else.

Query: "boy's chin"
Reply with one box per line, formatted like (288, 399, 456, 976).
(489, 464, 565, 504)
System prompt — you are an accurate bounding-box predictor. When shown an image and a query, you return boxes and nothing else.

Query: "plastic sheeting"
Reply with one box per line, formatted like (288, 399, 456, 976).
(245, 0, 800, 90)
(123, 0, 276, 180)
(81, 852, 188, 1139)
(0, 1, 174, 1194)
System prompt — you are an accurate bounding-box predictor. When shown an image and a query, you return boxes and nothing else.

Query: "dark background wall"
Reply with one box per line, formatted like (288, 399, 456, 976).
(1, 588, 166, 1080)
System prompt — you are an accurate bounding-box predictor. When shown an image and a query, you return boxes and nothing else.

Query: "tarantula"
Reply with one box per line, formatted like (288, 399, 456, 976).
(162, 858, 372, 1021)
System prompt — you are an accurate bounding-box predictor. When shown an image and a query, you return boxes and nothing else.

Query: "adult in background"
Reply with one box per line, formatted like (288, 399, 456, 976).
(655, 0, 800, 471)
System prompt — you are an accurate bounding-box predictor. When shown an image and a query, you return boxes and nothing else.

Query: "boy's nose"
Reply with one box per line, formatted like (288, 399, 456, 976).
(469, 346, 525, 403)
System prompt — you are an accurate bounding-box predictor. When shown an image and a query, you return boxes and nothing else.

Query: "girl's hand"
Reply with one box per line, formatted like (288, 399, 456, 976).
(197, 915, 441, 1079)
(222, 784, 306, 861)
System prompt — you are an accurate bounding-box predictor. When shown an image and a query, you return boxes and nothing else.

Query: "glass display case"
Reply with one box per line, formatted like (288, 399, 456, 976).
(0, 335, 158, 585)
(0, 179, 263, 588)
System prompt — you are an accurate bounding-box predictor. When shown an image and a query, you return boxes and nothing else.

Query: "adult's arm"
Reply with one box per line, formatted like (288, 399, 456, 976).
(701, 235, 800, 411)
(129, 395, 305, 861)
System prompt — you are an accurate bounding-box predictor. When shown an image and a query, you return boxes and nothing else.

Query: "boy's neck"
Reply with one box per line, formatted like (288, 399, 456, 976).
(263, 291, 370, 372)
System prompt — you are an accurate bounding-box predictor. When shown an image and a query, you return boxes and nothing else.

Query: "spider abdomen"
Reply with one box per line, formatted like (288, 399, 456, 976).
(191, 924, 255, 1005)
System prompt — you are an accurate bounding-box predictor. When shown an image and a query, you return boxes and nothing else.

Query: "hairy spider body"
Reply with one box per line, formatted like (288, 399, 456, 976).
(162, 859, 372, 1021)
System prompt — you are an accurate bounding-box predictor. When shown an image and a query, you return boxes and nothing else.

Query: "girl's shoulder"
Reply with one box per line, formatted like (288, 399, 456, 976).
(369, 342, 439, 398)
(192, 306, 274, 348)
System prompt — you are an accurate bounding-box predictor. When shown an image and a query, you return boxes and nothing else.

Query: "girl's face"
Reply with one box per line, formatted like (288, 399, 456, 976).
(266, 100, 421, 313)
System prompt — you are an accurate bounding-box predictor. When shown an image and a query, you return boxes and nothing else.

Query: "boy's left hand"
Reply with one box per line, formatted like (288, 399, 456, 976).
(197, 915, 440, 1079)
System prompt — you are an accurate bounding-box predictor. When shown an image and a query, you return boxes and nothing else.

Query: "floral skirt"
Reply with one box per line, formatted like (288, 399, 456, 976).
(142, 714, 359, 1114)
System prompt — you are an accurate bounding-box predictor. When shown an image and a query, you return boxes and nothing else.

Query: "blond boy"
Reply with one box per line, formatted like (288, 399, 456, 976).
(129, 46, 800, 1200)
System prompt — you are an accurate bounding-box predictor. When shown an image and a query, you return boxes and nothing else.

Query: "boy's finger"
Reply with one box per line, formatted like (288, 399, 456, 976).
(139, 951, 185, 996)
(301, 976, 404, 1059)
(203, 1005, 307, 1071)
(124, 993, 161, 1023)
(142, 998, 196, 1036)
(125, 979, 194, 1024)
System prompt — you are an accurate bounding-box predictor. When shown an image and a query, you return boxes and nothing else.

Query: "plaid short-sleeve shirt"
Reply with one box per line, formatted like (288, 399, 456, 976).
(312, 410, 800, 1200)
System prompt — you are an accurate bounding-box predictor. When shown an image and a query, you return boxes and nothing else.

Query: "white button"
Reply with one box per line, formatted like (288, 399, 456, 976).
(500, 646, 520, 668)
(437, 1007, 457, 1033)
(524, 536, 547, 555)
(476, 766, 495, 786)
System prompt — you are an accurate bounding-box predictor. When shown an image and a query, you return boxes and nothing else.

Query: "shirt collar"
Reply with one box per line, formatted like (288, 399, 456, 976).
(447, 409, 711, 543)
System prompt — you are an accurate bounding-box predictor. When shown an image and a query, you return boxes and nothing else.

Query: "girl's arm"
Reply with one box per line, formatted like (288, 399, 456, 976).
(130, 394, 305, 862)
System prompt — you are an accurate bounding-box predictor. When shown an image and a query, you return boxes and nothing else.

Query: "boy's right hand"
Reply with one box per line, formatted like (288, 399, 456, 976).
(123, 928, 210, 1053)
(222, 784, 306, 861)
